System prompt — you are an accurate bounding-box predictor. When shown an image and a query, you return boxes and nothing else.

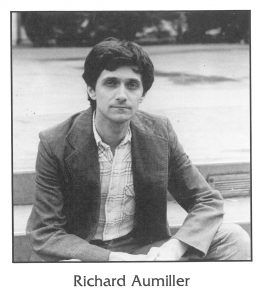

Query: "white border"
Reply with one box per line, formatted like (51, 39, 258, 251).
(2, 1, 263, 299)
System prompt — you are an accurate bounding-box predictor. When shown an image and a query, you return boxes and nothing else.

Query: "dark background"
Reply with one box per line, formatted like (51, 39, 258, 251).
(19, 11, 250, 47)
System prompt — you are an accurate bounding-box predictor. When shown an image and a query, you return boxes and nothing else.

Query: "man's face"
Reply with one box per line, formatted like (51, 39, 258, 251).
(88, 66, 144, 124)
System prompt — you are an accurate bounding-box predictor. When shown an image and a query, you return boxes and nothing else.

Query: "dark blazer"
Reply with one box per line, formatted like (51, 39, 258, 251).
(26, 108, 224, 261)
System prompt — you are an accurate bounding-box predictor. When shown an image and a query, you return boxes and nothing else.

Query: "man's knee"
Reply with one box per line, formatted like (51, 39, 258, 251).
(222, 223, 250, 250)
(212, 223, 251, 260)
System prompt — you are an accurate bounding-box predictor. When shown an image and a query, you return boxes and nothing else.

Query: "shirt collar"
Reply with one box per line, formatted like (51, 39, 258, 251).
(92, 113, 132, 148)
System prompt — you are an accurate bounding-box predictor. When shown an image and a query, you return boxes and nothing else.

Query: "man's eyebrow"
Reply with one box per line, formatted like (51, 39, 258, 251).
(102, 76, 118, 81)
(127, 78, 141, 82)
(102, 76, 141, 82)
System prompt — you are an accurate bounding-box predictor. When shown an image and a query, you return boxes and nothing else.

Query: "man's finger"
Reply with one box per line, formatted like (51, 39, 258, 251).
(147, 247, 160, 260)
(60, 259, 81, 262)
(128, 254, 148, 261)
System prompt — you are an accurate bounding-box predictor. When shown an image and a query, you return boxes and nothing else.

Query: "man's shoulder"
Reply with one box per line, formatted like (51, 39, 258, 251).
(133, 110, 169, 126)
(132, 110, 170, 139)
(39, 109, 90, 144)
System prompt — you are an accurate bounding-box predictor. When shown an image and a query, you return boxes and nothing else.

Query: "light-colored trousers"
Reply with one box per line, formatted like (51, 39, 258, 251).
(62, 223, 251, 261)
(99, 223, 251, 261)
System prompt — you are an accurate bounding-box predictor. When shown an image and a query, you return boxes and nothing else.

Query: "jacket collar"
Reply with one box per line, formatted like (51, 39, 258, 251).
(66, 108, 94, 152)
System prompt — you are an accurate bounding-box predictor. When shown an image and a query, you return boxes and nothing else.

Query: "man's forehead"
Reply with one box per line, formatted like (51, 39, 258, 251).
(99, 66, 142, 80)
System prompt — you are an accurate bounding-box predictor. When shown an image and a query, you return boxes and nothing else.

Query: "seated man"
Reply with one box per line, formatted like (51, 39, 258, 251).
(26, 38, 250, 261)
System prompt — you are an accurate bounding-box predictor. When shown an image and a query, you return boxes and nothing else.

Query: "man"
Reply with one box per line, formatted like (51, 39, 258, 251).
(26, 38, 250, 261)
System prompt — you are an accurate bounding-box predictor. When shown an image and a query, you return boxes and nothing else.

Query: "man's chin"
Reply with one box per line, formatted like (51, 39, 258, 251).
(112, 116, 131, 124)
(109, 111, 134, 123)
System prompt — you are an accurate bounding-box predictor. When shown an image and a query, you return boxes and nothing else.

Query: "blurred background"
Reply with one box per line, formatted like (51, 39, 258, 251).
(12, 11, 249, 47)
(12, 11, 250, 171)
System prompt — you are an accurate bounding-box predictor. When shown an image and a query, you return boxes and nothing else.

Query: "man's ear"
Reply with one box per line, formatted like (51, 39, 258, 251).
(139, 92, 147, 103)
(87, 86, 96, 100)
(139, 96, 144, 104)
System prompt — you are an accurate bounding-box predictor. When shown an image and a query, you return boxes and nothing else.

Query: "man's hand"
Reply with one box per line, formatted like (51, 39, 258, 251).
(60, 259, 82, 262)
(109, 251, 150, 261)
(147, 239, 188, 261)
(109, 239, 188, 261)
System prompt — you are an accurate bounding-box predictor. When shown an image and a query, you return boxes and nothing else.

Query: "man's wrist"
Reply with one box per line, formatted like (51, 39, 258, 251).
(109, 251, 149, 261)
(169, 238, 188, 256)
(109, 251, 124, 261)
(109, 251, 134, 261)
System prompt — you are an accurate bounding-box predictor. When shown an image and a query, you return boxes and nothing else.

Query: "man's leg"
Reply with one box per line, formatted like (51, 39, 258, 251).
(131, 239, 170, 255)
(132, 223, 251, 261)
(203, 223, 251, 260)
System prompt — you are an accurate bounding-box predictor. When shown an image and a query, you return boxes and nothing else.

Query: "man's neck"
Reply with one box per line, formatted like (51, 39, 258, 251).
(95, 114, 130, 150)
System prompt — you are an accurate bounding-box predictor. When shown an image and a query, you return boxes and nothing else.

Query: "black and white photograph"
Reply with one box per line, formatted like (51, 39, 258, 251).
(12, 11, 251, 263)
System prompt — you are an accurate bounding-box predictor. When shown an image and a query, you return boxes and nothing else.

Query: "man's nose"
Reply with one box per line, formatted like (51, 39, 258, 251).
(116, 84, 128, 102)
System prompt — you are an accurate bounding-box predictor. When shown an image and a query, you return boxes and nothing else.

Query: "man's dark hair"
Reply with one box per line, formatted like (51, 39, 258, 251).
(82, 38, 154, 110)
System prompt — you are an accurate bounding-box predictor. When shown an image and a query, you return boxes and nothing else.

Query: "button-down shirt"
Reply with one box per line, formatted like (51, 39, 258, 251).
(92, 115, 135, 241)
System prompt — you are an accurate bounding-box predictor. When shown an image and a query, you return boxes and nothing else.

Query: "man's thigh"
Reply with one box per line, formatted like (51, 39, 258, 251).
(132, 223, 251, 261)
(204, 223, 251, 260)
(131, 239, 170, 255)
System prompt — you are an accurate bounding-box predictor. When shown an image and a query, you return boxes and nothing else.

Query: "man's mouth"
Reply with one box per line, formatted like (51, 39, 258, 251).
(111, 106, 131, 109)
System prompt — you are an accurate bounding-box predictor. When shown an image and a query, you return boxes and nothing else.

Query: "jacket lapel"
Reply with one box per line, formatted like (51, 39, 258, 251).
(64, 109, 100, 233)
(131, 116, 169, 241)
(131, 115, 169, 189)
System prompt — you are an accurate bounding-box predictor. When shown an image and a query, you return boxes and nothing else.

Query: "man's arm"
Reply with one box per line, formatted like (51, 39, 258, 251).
(147, 238, 188, 261)
(166, 118, 224, 257)
(26, 136, 112, 261)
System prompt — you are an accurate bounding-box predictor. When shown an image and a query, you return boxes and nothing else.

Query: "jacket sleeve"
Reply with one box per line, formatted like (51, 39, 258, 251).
(26, 134, 111, 261)
(166, 119, 224, 256)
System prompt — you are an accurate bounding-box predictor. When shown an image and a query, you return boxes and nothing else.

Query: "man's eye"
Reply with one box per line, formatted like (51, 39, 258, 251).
(105, 79, 117, 86)
(127, 81, 140, 89)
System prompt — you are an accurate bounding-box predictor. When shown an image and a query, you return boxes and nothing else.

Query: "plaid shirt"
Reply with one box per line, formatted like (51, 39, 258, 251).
(92, 115, 135, 241)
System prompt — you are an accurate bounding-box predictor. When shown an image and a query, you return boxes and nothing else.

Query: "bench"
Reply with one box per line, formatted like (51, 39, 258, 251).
(13, 162, 250, 262)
